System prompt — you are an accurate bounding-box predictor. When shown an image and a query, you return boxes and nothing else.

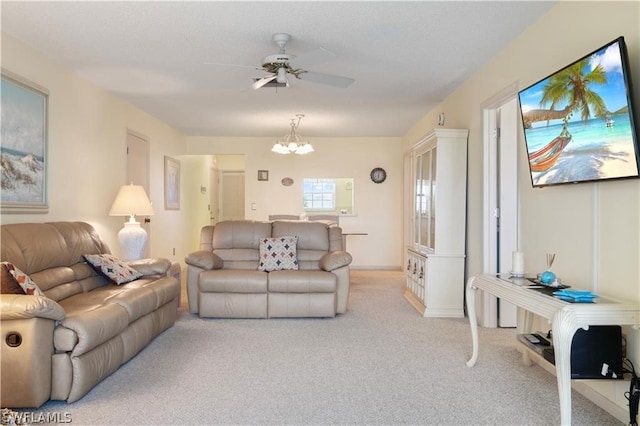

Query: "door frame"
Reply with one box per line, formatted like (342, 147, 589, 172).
(481, 82, 520, 327)
(209, 166, 220, 225)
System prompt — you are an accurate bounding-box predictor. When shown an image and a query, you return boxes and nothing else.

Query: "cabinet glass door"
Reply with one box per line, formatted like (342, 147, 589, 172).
(421, 150, 431, 250)
(413, 148, 434, 251)
(412, 146, 437, 252)
(429, 147, 437, 250)
(414, 154, 422, 247)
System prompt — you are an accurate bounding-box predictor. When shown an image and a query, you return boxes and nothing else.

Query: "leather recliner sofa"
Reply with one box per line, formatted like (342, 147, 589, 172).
(185, 220, 352, 318)
(0, 222, 181, 408)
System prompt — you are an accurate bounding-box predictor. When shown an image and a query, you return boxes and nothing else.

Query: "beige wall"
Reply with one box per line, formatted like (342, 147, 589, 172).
(403, 1, 639, 418)
(180, 155, 215, 251)
(179, 154, 250, 252)
(186, 136, 403, 269)
(404, 1, 639, 302)
(1, 33, 188, 264)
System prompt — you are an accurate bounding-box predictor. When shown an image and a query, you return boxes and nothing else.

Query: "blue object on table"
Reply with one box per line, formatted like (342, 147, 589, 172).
(553, 289, 599, 303)
(540, 270, 556, 284)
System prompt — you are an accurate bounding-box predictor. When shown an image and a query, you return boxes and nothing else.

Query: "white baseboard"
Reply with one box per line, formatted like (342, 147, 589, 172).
(351, 265, 402, 270)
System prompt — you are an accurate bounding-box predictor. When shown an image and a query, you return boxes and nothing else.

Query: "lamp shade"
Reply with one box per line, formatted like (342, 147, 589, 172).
(109, 184, 155, 217)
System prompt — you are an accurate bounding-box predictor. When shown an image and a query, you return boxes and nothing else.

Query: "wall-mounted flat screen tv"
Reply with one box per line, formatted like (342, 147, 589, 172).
(518, 36, 640, 188)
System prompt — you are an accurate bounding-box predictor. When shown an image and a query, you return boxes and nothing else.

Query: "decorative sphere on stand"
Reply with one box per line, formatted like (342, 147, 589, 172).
(540, 270, 556, 284)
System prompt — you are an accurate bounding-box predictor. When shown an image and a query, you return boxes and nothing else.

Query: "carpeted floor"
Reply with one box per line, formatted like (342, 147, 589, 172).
(25, 270, 622, 425)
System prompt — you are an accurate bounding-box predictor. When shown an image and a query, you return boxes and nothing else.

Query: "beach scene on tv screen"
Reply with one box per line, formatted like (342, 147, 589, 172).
(519, 39, 639, 187)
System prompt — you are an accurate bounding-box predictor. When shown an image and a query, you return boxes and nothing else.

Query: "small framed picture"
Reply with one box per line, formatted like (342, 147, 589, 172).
(258, 170, 269, 181)
(164, 156, 181, 210)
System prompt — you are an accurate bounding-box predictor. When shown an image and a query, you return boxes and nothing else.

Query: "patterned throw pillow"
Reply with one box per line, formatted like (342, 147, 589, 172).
(1, 261, 44, 296)
(1, 262, 26, 295)
(83, 254, 143, 285)
(258, 236, 299, 272)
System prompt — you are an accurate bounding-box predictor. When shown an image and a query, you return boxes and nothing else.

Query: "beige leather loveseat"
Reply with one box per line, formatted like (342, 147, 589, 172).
(0, 222, 181, 408)
(185, 220, 352, 318)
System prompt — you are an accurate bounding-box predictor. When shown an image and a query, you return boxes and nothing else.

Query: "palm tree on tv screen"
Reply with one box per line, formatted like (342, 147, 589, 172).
(523, 58, 609, 128)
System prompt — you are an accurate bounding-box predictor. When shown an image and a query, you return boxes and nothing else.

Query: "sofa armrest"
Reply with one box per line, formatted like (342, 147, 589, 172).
(127, 257, 172, 276)
(319, 251, 353, 272)
(0, 294, 65, 321)
(185, 251, 223, 270)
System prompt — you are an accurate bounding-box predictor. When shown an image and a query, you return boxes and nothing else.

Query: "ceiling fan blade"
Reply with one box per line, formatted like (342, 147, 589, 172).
(289, 47, 336, 69)
(203, 61, 263, 71)
(298, 71, 355, 88)
(252, 75, 277, 90)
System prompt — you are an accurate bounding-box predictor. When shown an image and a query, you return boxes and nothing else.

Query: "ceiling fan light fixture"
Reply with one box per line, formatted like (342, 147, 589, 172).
(276, 67, 288, 84)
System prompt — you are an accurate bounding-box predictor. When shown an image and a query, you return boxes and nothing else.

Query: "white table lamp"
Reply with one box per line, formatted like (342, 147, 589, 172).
(109, 183, 155, 261)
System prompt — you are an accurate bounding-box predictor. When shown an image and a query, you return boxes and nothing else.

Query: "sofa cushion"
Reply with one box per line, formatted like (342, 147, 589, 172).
(212, 249, 260, 268)
(2, 262, 45, 296)
(198, 270, 268, 293)
(83, 254, 143, 285)
(272, 221, 333, 269)
(211, 220, 272, 249)
(1, 262, 24, 294)
(110, 286, 158, 323)
(258, 236, 298, 272)
(123, 276, 181, 310)
(1, 222, 110, 275)
(127, 258, 172, 276)
(32, 265, 89, 302)
(268, 270, 336, 293)
(184, 250, 223, 270)
(55, 302, 129, 355)
(272, 221, 329, 251)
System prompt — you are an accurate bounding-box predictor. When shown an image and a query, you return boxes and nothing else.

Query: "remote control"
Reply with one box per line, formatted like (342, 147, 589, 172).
(524, 334, 540, 344)
(532, 333, 551, 346)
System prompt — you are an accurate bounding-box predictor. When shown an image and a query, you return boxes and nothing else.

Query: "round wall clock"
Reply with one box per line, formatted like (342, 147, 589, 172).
(370, 167, 387, 184)
(281, 177, 294, 186)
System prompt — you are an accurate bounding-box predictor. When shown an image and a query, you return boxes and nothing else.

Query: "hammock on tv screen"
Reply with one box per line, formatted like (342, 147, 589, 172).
(528, 127, 572, 172)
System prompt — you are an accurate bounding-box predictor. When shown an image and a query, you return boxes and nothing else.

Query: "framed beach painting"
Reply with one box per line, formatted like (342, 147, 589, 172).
(1, 69, 49, 213)
(164, 156, 180, 210)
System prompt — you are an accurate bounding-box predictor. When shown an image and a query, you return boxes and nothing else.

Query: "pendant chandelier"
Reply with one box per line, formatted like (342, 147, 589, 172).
(271, 114, 314, 155)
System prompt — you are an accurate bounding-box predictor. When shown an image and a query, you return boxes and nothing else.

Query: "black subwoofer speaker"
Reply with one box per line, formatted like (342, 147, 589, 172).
(542, 325, 623, 379)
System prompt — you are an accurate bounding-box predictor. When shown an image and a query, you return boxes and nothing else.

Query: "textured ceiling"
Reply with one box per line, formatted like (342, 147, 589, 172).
(1, 1, 556, 138)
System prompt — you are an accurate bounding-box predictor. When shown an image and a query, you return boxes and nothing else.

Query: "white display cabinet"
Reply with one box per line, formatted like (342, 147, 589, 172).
(404, 128, 468, 317)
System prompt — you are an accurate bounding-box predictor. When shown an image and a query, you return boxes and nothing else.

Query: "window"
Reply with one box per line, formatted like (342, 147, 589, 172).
(303, 179, 336, 211)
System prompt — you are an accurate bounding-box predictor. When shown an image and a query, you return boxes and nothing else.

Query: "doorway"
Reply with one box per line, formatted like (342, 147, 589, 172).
(220, 170, 245, 221)
(209, 166, 220, 225)
(482, 87, 519, 327)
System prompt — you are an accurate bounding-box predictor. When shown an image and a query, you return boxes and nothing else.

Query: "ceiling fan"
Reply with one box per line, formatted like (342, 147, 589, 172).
(211, 33, 355, 90)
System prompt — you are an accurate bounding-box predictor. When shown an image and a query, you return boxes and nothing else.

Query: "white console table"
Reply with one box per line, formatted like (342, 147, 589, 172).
(465, 274, 640, 425)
